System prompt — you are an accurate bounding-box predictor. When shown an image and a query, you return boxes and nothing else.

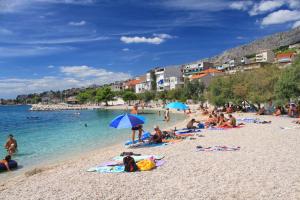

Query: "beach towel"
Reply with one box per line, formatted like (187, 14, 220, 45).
(175, 128, 202, 134)
(175, 133, 194, 137)
(125, 142, 168, 149)
(279, 126, 300, 130)
(207, 127, 225, 131)
(196, 145, 240, 152)
(87, 159, 166, 173)
(124, 132, 151, 145)
(112, 155, 164, 162)
(237, 118, 271, 124)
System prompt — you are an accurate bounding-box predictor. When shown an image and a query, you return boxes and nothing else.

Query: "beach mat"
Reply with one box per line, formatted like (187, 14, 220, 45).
(175, 128, 201, 134)
(112, 155, 164, 162)
(87, 159, 166, 173)
(125, 142, 168, 149)
(124, 132, 151, 146)
(196, 145, 240, 152)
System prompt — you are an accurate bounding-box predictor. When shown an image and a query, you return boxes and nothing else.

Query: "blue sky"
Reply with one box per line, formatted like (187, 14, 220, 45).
(0, 0, 300, 98)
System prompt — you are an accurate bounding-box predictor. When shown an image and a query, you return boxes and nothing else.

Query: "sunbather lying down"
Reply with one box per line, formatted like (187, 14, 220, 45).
(293, 118, 300, 124)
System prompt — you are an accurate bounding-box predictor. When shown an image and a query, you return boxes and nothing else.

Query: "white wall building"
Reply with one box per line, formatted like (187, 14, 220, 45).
(155, 66, 183, 92)
(183, 61, 213, 77)
(256, 50, 275, 63)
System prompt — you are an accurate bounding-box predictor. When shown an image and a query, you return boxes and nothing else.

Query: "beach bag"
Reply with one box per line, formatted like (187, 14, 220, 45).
(123, 156, 138, 172)
(136, 159, 156, 171)
(198, 123, 205, 129)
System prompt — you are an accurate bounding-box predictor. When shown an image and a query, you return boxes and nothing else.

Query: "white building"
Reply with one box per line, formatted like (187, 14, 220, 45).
(155, 66, 183, 92)
(134, 75, 148, 94)
(183, 61, 213, 77)
(256, 50, 275, 63)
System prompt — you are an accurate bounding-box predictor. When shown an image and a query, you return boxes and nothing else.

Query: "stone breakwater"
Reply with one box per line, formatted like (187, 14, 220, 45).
(29, 104, 103, 111)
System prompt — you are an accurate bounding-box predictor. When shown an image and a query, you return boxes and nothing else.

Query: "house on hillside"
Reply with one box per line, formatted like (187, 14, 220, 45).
(256, 50, 275, 63)
(110, 81, 125, 92)
(183, 61, 213, 78)
(289, 42, 300, 49)
(66, 96, 79, 104)
(276, 52, 296, 64)
(190, 68, 223, 86)
(124, 79, 141, 91)
(135, 75, 148, 93)
(155, 66, 184, 91)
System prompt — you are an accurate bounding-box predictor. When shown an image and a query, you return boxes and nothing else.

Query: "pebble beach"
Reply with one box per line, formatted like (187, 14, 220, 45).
(0, 112, 300, 200)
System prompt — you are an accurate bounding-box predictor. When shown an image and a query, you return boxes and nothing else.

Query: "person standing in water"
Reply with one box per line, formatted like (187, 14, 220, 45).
(4, 134, 17, 155)
(164, 108, 170, 122)
(131, 105, 138, 115)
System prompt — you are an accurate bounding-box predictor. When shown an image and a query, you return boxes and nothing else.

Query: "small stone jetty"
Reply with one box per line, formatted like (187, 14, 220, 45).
(29, 103, 103, 111)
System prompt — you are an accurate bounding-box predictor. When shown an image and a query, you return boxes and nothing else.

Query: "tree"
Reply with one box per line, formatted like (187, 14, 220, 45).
(206, 76, 234, 106)
(76, 89, 96, 104)
(184, 80, 205, 102)
(122, 91, 138, 105)
(95, 87, 115, 106)
(150, 70, 157, 91)
(275, 56, 300, 102)
(138, 91, 156, 103)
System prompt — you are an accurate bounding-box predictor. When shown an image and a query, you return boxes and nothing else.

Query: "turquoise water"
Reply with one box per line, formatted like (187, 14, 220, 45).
(0, 105, 184, 174)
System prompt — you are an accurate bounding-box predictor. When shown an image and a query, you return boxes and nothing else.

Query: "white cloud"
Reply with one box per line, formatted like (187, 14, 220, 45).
(120, 33, 173, 45)
(0, 66, 131, 98)
(122, 48, 130, 51)
(230, 1, 253, 11)
(48, 65, 55, 68)
(0, 28, 13, 35)
(153, 33, 174, 39)
(0, 46, 74, 57)
(0, 0, 94, 13)
(249, 0, 285, 16)
(261, 9, 300, 25)
(292, 20, 300, 28)
(4, 36, 109, 45)
(287, 0, 300, 9)
(236, 36, 245, 40)
(68, 20, 86, 26)
(160, 0, 231, 11)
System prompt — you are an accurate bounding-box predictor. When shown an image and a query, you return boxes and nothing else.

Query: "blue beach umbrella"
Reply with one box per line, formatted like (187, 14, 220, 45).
(109, 113, 145, 129)
(166, 102, 189, 110)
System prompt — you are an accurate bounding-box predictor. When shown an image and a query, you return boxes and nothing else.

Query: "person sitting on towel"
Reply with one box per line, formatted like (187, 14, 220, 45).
(205, 114, 215, 127)
(187, 119, 199, 129)
(226, 114, 237, 127)
(256, 106, 266, 115)
(0, 155, 11, 171)
(217, 113, 227, 127)
(273, 106, 282, 116)
(219, 114, 236, 128)
(151, 125, 163, 144)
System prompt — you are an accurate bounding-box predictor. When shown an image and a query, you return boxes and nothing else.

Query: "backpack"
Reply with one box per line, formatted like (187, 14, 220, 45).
(123, 156, 138, 172)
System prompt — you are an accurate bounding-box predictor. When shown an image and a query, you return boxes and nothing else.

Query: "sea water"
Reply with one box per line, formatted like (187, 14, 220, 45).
(0, 105, 185, 177)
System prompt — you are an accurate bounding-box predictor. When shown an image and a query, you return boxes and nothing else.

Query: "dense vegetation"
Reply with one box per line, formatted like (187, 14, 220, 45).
(206, 56, 300, 107)
(3, 57, 299, 108)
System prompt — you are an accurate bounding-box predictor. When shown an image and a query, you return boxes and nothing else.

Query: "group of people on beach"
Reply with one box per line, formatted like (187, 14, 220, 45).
(1, 134, 18, 171)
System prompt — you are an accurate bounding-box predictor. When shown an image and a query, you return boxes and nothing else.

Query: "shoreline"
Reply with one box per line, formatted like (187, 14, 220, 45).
(0, 106, 189, 183)
(1, 112, 300, 200)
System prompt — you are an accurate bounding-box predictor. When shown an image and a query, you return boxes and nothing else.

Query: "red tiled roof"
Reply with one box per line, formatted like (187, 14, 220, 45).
(190, 68, 222, 80)
(125, 79, 141, 87)
(191, 73, 208, 80)
(276, 52, 295, 59)
(201, 68, 222, 74)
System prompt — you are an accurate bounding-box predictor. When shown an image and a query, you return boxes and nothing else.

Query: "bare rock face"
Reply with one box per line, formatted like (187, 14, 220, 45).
(209, 27, 300, 64)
